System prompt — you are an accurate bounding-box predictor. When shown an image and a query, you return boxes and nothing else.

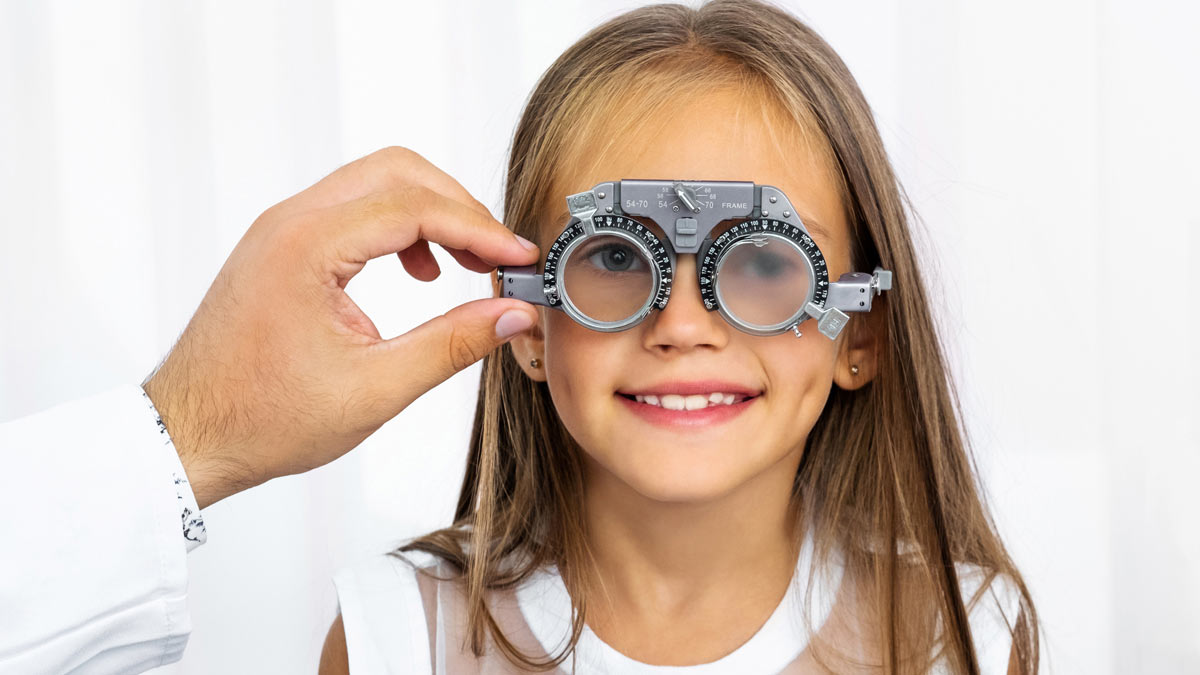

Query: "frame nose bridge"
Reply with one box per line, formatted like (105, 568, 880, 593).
(659, 253, 709, 315)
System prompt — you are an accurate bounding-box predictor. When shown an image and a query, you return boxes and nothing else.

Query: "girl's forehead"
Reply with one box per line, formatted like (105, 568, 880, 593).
(542, 87, 848, 253)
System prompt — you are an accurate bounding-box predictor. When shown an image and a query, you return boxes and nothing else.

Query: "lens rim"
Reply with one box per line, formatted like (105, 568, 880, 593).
(711, 231, 817, 336)
(557, 228, 661, 332)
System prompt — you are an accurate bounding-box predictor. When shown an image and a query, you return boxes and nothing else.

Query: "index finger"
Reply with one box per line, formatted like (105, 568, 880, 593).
(279, 146, 496, 223)
(318, 186, 539, 270)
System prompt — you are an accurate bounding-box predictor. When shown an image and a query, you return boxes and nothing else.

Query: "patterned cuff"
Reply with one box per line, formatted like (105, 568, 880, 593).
(140, 388, 208, 552)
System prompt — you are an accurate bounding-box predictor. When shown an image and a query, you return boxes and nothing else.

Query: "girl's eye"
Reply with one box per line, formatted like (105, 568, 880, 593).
(583, 243, 644, 273)
(737, 251, 795, 279)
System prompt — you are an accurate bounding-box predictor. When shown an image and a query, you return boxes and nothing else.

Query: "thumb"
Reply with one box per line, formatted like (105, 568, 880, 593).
(363, 297, 537, 415)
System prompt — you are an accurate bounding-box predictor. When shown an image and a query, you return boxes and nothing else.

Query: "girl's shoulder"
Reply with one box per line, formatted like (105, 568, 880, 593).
(817, 539, 1023, 673)
(332, 545, 543, 674)
(331, 549, 445, 675)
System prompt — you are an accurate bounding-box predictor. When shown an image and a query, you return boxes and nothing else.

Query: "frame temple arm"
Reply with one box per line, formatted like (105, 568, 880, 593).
(498, 265, 553, 307)
(826, 266, 893, 313)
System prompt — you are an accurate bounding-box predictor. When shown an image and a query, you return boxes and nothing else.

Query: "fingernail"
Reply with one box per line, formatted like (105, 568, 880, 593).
(514, 234, 538, 251)
(495, 309, 535, 339)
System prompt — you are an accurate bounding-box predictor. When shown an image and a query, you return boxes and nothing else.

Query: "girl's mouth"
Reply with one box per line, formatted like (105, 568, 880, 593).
(614, 391, 760, 428)
(616, 392, 755, 409)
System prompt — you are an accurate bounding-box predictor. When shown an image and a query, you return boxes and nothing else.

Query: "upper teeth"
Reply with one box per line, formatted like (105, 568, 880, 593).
(634, 393, 738, 410)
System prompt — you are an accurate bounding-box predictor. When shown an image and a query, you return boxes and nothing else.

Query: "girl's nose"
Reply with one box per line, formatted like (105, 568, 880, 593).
(640, 255, 729, 353)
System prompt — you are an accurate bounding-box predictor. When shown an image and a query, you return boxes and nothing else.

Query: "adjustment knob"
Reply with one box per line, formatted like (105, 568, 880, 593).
(673, 181, 701, 213)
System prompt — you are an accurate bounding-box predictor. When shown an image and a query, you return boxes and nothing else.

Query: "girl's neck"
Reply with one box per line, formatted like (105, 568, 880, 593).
(578, 442, 805, 629)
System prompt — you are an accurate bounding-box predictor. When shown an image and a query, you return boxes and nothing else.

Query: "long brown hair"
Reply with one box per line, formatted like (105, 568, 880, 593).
(399, 1, 1040, 672)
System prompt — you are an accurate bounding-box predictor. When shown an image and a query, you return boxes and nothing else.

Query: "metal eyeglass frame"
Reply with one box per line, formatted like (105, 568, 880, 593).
(498, 179, 893, 340)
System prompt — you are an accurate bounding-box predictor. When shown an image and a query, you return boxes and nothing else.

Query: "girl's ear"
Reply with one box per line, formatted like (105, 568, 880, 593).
(508, 315, 547, 382)
(492, 270, 547, 382)
(832, 296, 886, 391)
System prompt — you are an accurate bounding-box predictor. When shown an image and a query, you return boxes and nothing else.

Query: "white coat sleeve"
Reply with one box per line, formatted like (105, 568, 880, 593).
(0, 385, 207, 674)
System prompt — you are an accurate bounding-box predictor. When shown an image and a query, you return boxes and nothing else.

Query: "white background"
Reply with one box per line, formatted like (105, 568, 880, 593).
(2, 1, 1197, 673)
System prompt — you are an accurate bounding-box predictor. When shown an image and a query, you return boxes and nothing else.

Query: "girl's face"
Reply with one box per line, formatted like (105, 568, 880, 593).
(512, 87, 873, 503)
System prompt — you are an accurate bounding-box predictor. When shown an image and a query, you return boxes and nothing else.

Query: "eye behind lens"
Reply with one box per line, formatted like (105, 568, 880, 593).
(711, 226, 817, 332)
(560, 228, 658, 326)
(580, 240, 645, 274)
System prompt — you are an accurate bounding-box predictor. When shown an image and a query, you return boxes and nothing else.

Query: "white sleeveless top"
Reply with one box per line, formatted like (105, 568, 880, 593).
(332, 532, 1021, 674)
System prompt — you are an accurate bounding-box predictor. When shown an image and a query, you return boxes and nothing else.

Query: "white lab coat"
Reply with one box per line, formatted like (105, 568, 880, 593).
(0, 386, 202, 674)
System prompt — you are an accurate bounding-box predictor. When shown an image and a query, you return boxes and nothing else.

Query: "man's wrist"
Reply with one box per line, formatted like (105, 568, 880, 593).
(139, 387, 208, 550)
(140, 374, 259, 511)
(173, 446, 258, 510)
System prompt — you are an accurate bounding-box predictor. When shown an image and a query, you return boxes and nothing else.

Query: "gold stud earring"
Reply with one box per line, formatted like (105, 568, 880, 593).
(530, 358, 541, 369)
(850, 364, 860, 375)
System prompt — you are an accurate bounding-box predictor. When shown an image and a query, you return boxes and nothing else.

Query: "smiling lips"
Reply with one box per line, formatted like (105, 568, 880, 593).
(630, 392, 742, 409)
(616, 380, 761, 417)
(615, 391, 758, 428)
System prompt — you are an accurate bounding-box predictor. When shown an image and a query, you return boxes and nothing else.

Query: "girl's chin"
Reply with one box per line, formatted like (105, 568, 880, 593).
(617, 474, 742, 504)
(596, 447, 752, 500)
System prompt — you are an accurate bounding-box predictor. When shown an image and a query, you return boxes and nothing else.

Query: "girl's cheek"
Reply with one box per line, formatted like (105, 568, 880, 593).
(543, 316, 607, 409)
(764, 339, 838, 403)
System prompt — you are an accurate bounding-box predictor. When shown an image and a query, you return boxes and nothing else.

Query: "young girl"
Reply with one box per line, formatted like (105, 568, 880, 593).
(322, 1, 1039, 672)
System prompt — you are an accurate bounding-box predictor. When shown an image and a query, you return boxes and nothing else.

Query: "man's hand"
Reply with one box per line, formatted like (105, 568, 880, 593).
(142, 147, 540, 509)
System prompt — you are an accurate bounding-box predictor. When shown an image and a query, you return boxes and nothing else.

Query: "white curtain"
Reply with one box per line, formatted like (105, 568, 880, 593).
(1, 1, 1196, 673)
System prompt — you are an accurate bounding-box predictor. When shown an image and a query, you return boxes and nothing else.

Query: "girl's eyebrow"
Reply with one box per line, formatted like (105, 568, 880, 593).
(793, 213, 832, 242)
